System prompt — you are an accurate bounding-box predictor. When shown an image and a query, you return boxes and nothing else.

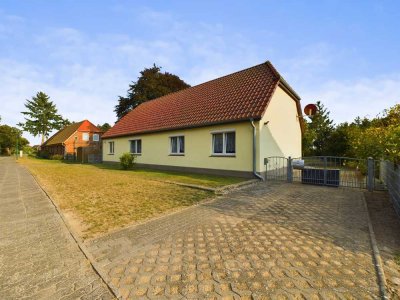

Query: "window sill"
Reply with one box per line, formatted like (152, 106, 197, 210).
(130, 153, 142, 156)
(107, 153, 114, 155)
(210, 154, 236, 157)
(169, 153, 185, 156)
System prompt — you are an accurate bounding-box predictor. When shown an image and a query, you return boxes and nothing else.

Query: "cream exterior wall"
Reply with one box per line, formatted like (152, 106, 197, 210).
(102, 122, 254, 172)
(257, 85, 302, 172)
(103, 86, 301, 174)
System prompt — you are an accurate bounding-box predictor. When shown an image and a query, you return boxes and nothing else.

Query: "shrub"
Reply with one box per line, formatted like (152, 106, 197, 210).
(119, 152, 136, 170)
(23, 145, 37, 157)
(50, 154, 64, 160)
(37, 150, 50, 159)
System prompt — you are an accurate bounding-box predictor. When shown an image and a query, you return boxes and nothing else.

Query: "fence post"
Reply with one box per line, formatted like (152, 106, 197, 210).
(287, 156, 293, 183)
(367, 157, 374, 192)
(323, 156, 327, 185)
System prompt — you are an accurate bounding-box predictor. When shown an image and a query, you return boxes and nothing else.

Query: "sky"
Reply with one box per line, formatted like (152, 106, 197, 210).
(1, 0, 399, 145)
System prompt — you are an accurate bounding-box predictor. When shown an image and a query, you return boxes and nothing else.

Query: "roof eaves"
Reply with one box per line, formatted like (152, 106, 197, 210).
(102, 117, 261, 139)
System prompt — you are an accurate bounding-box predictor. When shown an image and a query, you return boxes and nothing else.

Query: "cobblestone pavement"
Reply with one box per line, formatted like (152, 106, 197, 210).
(0, 157, 114, 300)
(87, 181, 380, 299)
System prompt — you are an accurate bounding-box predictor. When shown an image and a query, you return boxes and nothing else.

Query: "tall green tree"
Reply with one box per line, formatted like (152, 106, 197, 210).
(18, 92, 65, 144)
(115, 64, 190, 119)
(302, 101, 334, 156)
(0, 124, 29, 155)
(325, 122, 351, 157)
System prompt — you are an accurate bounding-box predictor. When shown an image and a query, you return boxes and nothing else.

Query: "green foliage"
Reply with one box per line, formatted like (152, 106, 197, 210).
(97, 123, 112, 132)
(18, 91, 66, 144)
(302, 102, 400, 163)
(22, 145, 37, 157)
(50, 154, 64, 160)
(302, 101, 334, 156)
(349, 104, 400, 162)
(37, 150, 50, 159)
(0, 124, 29, 155)
(114, 64, 190, 119)
(119, 153, 136, 170)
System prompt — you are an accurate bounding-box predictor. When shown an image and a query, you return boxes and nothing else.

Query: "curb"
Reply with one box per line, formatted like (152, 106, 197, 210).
(362, 192, 389, 300)
(25, 166, 120, 299)
(162, 178, 260, 194)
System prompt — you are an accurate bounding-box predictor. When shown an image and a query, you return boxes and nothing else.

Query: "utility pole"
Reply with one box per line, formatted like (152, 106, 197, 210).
(16, 134, 19, 160)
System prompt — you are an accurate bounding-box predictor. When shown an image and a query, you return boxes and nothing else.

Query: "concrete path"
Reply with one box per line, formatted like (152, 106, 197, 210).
(87, 181, 380, 299)
(0, 157, 114, 300)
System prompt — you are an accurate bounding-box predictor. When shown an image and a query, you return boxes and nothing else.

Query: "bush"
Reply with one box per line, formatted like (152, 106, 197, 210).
(119, 152, 136, 170)
(50, 154, 64, 160)
(37, 150, 50, 159)
(23, 145, 37, 157)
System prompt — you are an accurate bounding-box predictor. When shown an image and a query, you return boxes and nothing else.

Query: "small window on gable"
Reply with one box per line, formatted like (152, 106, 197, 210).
(130, 139, 142, 154)
(82, 133, 89, 141)
(212, 131, 235, 155)
(109, 141, 114, 154)
(93, 134, 99, 142)
(170, 136, 184, 155)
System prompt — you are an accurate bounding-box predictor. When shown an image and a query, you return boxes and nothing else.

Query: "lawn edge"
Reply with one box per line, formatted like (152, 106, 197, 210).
(362, 192, 389, 300)
(161, 178, 260, 193)
(21, 164, 120, 299)
(83, 179, 260, 242)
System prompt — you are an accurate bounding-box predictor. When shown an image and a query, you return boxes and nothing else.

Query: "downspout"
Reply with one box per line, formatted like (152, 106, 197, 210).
(250, 119, 264, 181)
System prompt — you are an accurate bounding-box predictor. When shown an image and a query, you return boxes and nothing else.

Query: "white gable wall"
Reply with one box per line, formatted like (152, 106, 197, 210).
(257, 85, 302, 172)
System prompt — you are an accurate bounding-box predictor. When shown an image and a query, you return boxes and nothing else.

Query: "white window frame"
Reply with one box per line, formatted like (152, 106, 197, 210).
(108, 141, 115, 154)
(93, 133, 99, 142)
(169, 135, 185, 155)
(130, 139, 142, 155)
(211, 130, 236, 156)
(82, 132, 89, 141)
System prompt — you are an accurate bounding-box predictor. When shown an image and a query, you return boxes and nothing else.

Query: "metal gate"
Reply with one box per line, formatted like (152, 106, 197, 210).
(265, 156, 380, 190)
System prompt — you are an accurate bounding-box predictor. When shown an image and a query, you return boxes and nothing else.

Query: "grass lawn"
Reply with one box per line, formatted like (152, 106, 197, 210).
(19, 158, 246, 239)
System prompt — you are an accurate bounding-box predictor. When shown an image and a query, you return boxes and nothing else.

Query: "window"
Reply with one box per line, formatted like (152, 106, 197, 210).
(212, 131, 235, 155)
(170, 136, 184, 155)
(130, 139, 142, 154)
(93, 134, 99, 142)
(109, 141, 114, 154)
(82, 133, 89, 141)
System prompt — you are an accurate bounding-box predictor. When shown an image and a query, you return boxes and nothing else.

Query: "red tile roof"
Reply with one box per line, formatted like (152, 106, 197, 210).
(43, 120, 101, 146)
(103, 61, 301, 138)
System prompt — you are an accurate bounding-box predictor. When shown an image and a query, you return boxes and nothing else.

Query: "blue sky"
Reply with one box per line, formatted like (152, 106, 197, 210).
(1, 0, 399, 144)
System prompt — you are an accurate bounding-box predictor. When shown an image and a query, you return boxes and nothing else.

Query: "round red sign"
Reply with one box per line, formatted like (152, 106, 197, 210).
(304, 104, 318, 116)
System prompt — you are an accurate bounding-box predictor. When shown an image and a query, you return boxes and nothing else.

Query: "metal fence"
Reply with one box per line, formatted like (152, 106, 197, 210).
(380, 160, 400, 217)
(265, 156, 374, 190)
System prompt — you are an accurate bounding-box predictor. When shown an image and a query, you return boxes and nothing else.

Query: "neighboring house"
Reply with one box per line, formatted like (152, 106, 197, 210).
(102, 61, 303, 178)
(41, 120, 103, 162)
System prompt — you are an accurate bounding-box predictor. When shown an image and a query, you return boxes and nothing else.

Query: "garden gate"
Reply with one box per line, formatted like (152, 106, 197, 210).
(264, 156, 383, 191)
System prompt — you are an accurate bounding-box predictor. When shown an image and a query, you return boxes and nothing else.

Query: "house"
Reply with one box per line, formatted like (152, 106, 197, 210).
(102, 61, 303, 178)
(41, 120, 103, 162)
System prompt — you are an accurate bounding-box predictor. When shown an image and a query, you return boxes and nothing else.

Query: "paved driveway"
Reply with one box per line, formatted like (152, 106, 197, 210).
(87, 181, 380, 299)
(0, 158, 113, 299)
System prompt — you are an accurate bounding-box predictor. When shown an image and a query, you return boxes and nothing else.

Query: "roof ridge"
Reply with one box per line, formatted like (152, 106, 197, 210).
(42, 120, 84, 145)
(137, 61, 273, 108)
(103, 60, 299, 139)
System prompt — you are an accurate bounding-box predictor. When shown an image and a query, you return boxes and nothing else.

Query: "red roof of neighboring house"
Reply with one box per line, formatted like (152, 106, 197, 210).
(103, 61, 301, 139)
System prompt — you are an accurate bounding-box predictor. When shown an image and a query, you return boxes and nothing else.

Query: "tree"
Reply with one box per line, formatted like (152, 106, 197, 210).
(18, 92, 65, 144)
(114, 64, 190, 119)
(97, 123, 112, 132)
(325, 122, 351, 157)
(0, 124, 29, 155)
(61, 118, 72, 129)
(302, 101, 334, 156)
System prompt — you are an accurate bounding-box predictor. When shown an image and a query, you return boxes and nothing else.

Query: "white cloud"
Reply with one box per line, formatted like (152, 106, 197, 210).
(300, 75, 400, 124)
(1, 6, 399, 148)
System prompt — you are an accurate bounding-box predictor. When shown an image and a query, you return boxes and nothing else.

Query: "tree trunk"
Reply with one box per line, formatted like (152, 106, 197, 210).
(41, 134, 45, 145)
